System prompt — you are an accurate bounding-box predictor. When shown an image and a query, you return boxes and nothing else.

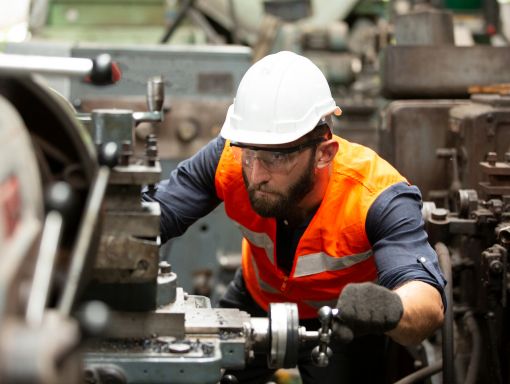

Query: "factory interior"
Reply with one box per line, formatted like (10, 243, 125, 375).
(1, 0, 510, 383)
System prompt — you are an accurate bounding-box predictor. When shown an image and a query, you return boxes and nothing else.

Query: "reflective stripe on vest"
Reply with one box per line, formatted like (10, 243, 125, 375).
(293, 250, 374, 277)
(237, 222, 373, 279)
(216, 136, 406, 318)
(251, 255, 280, 294)
(236, 223, 275, 265)
(236, 223, 280, 294)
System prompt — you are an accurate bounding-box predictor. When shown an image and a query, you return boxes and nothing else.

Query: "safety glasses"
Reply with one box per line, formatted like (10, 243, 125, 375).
(230, 138, 326, 173)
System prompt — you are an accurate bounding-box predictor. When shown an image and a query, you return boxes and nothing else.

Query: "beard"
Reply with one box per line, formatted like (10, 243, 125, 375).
(242, 152, 316, 220)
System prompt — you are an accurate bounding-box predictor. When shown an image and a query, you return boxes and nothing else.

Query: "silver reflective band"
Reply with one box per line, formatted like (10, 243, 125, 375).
(235, 222, 279, 294)
(236, 223, 276, 265)
(293, 250, 373, 278)
(252, 257, 280, 294)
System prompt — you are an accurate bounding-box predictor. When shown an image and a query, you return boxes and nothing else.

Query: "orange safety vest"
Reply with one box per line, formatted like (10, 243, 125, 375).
(215, 135, 408, 318)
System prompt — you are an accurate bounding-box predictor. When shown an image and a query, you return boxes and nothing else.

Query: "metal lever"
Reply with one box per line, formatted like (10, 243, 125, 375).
(436, 147, 461, 193)
(311, 306, 338, 367)
(133, 76, 165, 124)
(58, 142, 118, 316)
(147, 76, 165, 112)
(26, 182, 77, 326)
(78, 77, 165, 148)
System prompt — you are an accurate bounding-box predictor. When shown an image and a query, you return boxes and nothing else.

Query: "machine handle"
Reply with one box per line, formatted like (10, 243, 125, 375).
(0, 53, 121, 85)
(26, 182, 78, 326)
(58, 142, 118, 316)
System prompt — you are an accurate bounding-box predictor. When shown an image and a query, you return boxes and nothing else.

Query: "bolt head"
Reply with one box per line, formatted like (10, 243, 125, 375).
(489, 260, 503, 274)
(431, 208, 449, 221)
(159, 260, 172, 274)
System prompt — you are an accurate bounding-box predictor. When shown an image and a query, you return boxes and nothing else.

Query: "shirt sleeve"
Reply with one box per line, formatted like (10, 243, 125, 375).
(365, 182, 447, 307)
(142, 136, 226, 243)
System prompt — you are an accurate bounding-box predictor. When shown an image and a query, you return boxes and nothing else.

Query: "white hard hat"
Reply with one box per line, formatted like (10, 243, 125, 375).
(220, 51, 341, 145)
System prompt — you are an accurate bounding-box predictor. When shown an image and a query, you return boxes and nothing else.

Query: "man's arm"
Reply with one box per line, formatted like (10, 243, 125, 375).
(365, 182, 446, 346)
(334, 280, 443, 346)
(142, 136, 226, 243)
(388, 280, 444, 346)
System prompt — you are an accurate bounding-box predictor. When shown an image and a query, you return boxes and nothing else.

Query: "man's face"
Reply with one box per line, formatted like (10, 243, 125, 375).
(242, 147, 317, 219)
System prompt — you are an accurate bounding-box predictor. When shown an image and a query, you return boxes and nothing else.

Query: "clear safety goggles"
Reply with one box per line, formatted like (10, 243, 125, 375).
(230, 138, 326, 173)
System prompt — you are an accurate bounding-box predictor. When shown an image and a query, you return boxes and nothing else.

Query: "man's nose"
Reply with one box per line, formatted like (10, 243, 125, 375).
(249, 157, 271, 184)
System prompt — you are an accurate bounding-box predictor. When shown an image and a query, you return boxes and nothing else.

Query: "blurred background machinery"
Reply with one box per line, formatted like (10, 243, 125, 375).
(0, 57, 339, 384)
(0, 55, 108, 383)
(5, 0, 510, 298)
(5, 41, 252, 299)
(1, 0, 510, 383)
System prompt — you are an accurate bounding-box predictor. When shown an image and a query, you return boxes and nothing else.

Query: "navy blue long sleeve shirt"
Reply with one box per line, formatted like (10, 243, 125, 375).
(143, 136, 446, 304)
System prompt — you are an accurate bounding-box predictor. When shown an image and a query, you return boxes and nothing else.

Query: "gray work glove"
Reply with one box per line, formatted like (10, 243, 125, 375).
(332, 282, 403, 342)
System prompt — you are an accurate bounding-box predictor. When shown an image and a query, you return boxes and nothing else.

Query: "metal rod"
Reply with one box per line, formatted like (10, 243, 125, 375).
(160, 0, 197, 43)
(0, 54, 93, 78)
(58, 167, 110, 316)
(187, 8, 225, 44)
(299, 329, 319, 342)
(133, 111, 163, 124)
(25, 211, 63, 326)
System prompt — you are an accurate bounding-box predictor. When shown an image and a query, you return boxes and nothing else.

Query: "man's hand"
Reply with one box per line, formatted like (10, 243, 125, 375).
(333, 282, 403, 341)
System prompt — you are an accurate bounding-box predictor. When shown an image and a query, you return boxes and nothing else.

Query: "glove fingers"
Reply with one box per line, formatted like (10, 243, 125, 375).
(336, 282, 404, 335)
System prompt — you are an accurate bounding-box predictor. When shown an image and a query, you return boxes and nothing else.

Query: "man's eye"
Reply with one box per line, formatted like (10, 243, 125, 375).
(271, 152, 287, 161)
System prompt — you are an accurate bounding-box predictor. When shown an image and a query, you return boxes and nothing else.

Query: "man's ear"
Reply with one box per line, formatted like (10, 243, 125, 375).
(316, 140, 339, 169)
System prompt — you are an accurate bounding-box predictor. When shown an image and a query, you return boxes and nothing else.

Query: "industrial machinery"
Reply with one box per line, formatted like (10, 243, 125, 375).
(0, 53, 114, 383)
(0, 53, 339, 384)
(3, 2, 510, 383)
(420, 93, 510, 384)
(4, 42, 252, 297)
(378, 8, 510, 384)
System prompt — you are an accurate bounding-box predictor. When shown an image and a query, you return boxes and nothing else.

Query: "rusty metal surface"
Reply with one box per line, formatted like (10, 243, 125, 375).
(109, 163, 162, 185)
(479, 160, 510, 196)
(381, 46, 510, 98)
(380, 99, 470, 199)
(102, 208, 160, 237)
(104, 185, 143, 211)
(479, 182, 510, 196)
(449, 99, 510, 192)
(382, 96, 510, 204)
(95, 235, 159, 283)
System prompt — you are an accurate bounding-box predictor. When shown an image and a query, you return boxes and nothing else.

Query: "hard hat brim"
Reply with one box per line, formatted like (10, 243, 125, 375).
(220, 104, 341, 145)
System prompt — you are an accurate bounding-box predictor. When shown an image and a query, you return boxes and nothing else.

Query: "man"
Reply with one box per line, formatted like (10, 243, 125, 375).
(144, 51, 445, 383)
